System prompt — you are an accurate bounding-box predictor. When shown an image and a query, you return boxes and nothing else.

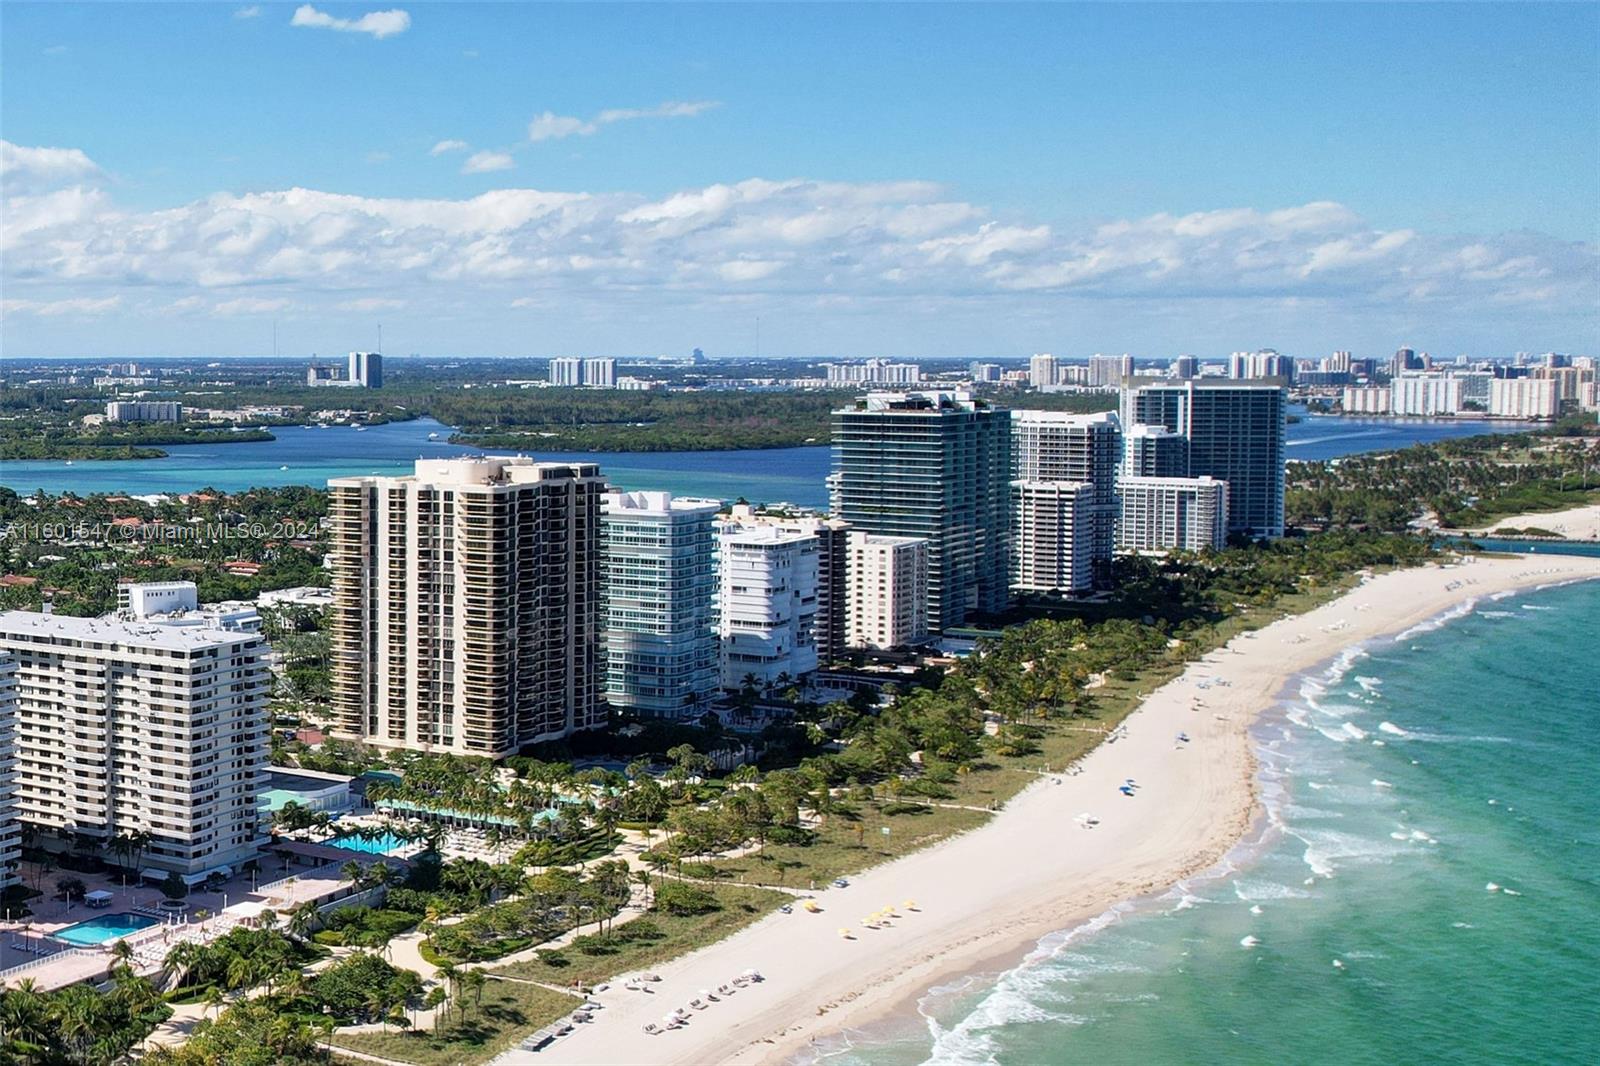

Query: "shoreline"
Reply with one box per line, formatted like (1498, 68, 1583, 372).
(539, 552, 1600, 1066)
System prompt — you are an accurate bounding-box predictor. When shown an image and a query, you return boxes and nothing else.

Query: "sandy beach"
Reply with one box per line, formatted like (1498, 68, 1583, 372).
(1461, 502, 1600, 541)
(530, 552, 1600, 1066)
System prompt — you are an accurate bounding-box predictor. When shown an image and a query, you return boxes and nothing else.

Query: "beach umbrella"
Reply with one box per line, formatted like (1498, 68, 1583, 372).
(838, 928, 851, 938)
(904, 899, 917, 909)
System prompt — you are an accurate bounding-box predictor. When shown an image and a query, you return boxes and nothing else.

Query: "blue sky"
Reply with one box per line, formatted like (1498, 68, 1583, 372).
(3, 2, 1596, 359)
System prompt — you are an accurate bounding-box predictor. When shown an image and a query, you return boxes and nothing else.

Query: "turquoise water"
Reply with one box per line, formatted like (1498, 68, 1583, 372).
(0, 409, 1522, 505)
(52, 912, 159, 946)
(814, 578, 1600, 1065)
(328, 830, 408, 855)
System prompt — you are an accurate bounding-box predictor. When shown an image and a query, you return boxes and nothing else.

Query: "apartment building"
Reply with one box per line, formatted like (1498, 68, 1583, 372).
(549, 357, 583, 387)
(327, 457, 606, 758)
(1391, 374, 1463, 416)
(1124, 423, 1189, 478)
(0, 655, 16, 891)
(1122, 379, 1285, 538)
(1011, 410, 1122, 592)
(600, 491, 721, 718)
(1118, 476, 1230, 553)
(0, 611, 270, 881)
(1341, 386, 1393, 415)
(845, 532, 929, 650)
(717, 526, 819, 690)
(105, 401, 182, 423)
(583, 358, 617, 388)
(830, 391, 1012, 632)
(1012, 481, 1097, 594)
(1028, 353, 1059, 388)
(1489, 377, 1558, 420)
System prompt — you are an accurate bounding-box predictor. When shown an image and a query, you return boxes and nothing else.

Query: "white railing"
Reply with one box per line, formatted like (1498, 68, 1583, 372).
(0, 947, 103, 982)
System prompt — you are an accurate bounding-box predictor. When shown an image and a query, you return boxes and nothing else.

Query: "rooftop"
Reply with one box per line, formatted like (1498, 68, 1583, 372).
(0, 610, 263, 652)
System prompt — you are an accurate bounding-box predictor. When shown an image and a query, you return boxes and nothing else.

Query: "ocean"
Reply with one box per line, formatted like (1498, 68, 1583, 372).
(809, 578, 1600, 1065)
(0, 408, 1527, 504)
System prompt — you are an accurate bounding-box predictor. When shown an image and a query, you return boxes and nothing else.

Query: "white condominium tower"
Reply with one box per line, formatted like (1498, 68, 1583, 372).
(0, 654, 16, 891)
(1028, 353, 1059, 388)
(720, 505, 852, 666)
(601, 491, 721, 719)
(0, 611, 269, 880)
(1118, 476, 1230, 553)
(328, 457, 606, 758)
(845, 532, 928, 650)
(717, 526, 819, 690)
(1010, 410, 1122, 594)
(549, 357, 583, 386)
(583, 358, 617, 388)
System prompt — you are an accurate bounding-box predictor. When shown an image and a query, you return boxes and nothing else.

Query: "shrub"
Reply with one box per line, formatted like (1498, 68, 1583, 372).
(880, 802, 932, 816)
(654, 881, 718, 917)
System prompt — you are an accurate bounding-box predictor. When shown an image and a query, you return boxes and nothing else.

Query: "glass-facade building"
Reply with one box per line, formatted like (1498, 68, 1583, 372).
(601, 491, 721, 718)
(1120, 380, 1286, 538)
(830, 391, 1011, 633)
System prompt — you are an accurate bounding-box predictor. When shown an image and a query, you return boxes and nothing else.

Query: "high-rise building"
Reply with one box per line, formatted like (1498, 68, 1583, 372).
(328, 457, 606, 757)
(1122, 380, 1285, 538)
(105, 401, 182, 423)
(1028, 353, 1060, 389)
(1229, 349, 1289, 380)
(1390, 347, 1420, 377)
(717, 527, 819, 690)
(549, 357, 583, 387)
(830, 391, 1012, 632)
(720, 506, 851, 666)
(1489, 377, 1558, 419)
(0, 654, 17, 892)
(1124, 423, 1190, 478)
(1341, 386, 1392, 415)
(1170, 355, 1199, 379)
(583, 358, 617, 388)
(1012, 481, 1096, 594)
(845, 533, 929, 650)
(1089, 354, 1135, 388)
(0, 611, 269, 880)
(969, 362, 1002, 383)
(824, 359, 923, 387)
(1010, 410, 1122, 590)
(1118, 477, 1230, 553)
(1325, 350, 1353, 374)
(600, 491, 720, 719)
(1391, 374, 1463, 416)
(349, 351, 383, 388)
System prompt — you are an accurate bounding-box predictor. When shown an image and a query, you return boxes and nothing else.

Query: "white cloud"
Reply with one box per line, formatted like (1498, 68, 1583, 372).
(1, 140, 101, 195)
(234, 5, 262, 18)
(2, 296, 121, 317)
(3, 139, 1593, 351)
(461, 151, 514, 175)
(429, 139, 469, 156)
(213, 297, 292, 316)
(528, 100, 719, 142)
(290, 4, 410, 39)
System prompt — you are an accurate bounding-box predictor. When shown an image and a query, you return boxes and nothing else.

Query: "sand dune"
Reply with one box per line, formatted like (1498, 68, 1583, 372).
(527, 552, 1600, 1066)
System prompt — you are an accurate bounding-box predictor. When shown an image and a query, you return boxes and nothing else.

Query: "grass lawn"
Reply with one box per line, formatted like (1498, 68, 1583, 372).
(705, 804, 991, 888)
(330, 977, 581, 1066)
(491, 885, 788, 988)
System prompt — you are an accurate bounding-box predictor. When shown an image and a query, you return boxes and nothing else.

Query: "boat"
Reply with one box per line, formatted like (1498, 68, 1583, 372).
(428, 432, 440, 440)
(64, 460, 73, 466)
(279, 465, 289, 471)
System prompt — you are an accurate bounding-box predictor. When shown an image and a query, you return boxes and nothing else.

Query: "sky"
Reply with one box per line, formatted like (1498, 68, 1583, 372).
(3, 2, 1597, 361)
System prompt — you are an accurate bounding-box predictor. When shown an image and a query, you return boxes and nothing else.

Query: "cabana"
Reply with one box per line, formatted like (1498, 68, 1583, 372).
(84, 890, 115, 909)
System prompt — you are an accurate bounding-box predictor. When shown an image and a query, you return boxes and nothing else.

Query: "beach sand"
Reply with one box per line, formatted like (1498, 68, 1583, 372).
(532, 553, 1600, 1066)
(1462, 502, 1600, 541)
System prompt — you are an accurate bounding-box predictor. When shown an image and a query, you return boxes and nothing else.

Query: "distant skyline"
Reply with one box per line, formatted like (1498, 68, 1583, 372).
(3, 2, 1597, 359)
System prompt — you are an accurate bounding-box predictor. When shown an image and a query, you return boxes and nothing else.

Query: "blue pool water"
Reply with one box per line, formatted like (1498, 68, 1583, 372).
(52, 912, 159, 946)
(327, 830, 408, 854)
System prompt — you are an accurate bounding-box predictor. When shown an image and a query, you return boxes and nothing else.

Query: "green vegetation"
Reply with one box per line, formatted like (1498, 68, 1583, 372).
(437, 388, 853, 451)
(0, 964, 171, 1066)
(1288, 432, 1599, 531)
(492, 884, 788, 987)
(424, 862, 632, 963)
(162, 926, 325, 1001)
(330, 977, 581, 1066)
(145, 1001, 332, 1066)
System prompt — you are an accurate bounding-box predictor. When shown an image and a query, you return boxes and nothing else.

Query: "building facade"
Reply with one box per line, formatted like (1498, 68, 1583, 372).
(1118, 476, 1230, 553)
(549, 357, 582, 386)
(0, 655, 16, 891)
(720, 506, 851, 666)
(716, 527, 819, 690)
(1124, 423, 1190, 478)
(1391, 374, 1463, 416)
(1341, 386, 1393, 415)
(1489, 377, 1558, 419)
(583, 358, 617, 388)
(105, 401, 182, 423)
(1028, 353, 1059, 389)
(1010, 410, 1122, 592)
(0, 611, 269, 880)
(348, 351, 383, 388)
(328, 457, 606, 758)
(600, 491, 721, 719)
(1121, 379, 1285, 538)
(830, 391, 1012, 633)
(845, 533, 929, 650)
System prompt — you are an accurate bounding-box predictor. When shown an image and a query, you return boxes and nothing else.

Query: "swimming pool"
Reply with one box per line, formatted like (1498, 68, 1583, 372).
(52, 912, 159, 946)
(328, 830, 408, 854)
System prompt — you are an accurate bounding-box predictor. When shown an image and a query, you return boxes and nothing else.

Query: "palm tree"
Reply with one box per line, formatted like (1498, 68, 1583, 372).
(463, 970, 487, 1017)
(286, 899, 320, 941)
(0, 978, 50, 1061)
(49, 983, 103, 1066)
(203, 985, 226, 1020)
